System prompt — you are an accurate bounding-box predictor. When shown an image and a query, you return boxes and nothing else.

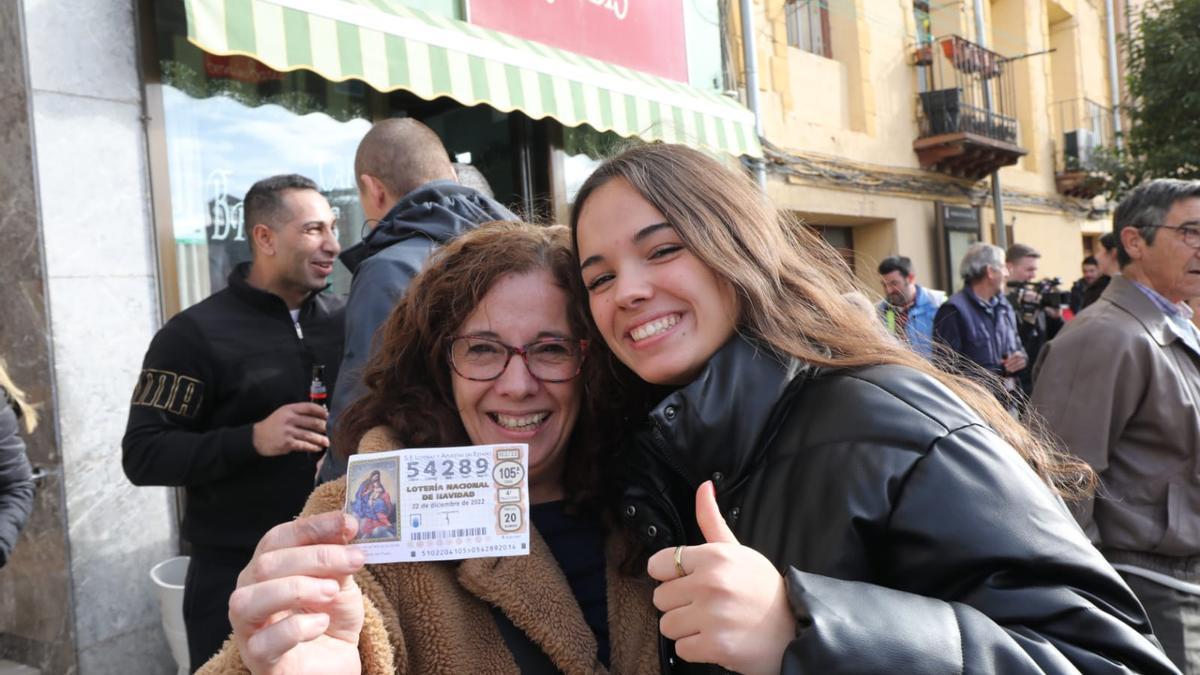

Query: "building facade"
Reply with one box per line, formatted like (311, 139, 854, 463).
(739, 0, 1129, 294)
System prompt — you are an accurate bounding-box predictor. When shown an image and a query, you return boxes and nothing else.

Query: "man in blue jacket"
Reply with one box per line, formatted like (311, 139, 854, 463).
(876, 255, 945, 358)
(933, 242, 1026, 402)
(317, 119, 515, 482)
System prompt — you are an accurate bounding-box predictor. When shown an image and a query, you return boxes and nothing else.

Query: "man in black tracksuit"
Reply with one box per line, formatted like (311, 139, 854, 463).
(316, 118, 515, 483)
(122, 175, 345, 672)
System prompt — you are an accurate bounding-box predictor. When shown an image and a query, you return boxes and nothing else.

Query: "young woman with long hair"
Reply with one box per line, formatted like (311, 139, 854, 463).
(570, 143, 1176, 674)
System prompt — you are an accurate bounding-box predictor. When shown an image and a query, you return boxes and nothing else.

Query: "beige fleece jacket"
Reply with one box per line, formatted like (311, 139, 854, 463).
(198, 427, 660, 674)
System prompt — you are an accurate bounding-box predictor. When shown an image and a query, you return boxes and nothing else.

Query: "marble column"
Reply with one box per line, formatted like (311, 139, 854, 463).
(16, 0, 179, 672)
(0, 1, 75, 672)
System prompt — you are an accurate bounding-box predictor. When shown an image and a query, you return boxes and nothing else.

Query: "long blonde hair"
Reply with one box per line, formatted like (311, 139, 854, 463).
(569, 143, 1093, 499)
(0, 359, 38, 434)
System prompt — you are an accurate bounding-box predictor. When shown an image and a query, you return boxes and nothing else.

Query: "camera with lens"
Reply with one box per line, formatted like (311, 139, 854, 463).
(1007, 277, 1069, 324)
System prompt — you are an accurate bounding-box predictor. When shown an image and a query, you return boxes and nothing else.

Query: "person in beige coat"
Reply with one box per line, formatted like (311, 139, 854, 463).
(199, 222, 659, 675)
(1032, 178, 1200, 674)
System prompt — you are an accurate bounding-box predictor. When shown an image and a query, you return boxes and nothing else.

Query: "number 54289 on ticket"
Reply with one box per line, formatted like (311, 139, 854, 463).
(343, 443, 530, 563)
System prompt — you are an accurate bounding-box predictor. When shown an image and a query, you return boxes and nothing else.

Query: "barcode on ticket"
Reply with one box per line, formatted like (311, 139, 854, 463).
(409, 527, 487, 541)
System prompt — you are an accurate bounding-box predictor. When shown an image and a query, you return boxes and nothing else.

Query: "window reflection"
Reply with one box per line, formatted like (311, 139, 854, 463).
(162, 85, 370, 309)
(560, 125, 624, 208)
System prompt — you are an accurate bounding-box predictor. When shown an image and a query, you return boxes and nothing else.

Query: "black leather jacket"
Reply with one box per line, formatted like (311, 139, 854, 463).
(617, 336, 1177, 674)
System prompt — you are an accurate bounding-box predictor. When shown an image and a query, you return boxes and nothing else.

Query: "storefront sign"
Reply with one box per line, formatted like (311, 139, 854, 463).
(203, 53, 285, 84)
(941, 204, 981, 232)
(468, 0, 688, 81)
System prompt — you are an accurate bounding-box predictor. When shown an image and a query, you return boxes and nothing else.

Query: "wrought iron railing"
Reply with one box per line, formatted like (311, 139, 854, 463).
(1051, 98, 1114, 172)
(914, 35, 1019, 146)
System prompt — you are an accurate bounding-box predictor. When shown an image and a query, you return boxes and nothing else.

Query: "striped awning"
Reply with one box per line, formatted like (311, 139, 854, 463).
(182, 0, 762, 158)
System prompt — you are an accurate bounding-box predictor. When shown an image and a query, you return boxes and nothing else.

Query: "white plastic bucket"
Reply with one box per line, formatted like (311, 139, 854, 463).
(149, 556, 191, 675)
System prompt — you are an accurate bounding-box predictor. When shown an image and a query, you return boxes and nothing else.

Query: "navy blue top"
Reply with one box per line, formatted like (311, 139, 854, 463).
(933, 288, 1022, 376)
(531, 501, 610, 667)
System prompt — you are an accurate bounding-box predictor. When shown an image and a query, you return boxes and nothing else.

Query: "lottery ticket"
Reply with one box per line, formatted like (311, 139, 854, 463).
(344, 444, 530, 563)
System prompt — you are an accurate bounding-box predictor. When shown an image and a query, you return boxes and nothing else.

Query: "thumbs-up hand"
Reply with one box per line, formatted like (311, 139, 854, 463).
(646, 482, 795, 675)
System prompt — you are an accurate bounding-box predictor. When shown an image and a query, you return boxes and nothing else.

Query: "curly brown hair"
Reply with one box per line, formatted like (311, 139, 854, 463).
(334, 221, 608, 509)
(569, 143, 1095, 500)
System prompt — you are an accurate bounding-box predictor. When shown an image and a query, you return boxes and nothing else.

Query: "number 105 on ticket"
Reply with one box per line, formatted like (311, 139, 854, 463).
(343, 443, 529, 563)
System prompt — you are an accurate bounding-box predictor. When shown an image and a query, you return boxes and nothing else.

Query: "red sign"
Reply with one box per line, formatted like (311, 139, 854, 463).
(468, 0, 688, 82)
(203, 53, 286, 84)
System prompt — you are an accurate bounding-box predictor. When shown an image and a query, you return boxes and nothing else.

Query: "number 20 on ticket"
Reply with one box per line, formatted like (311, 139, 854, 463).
(343, 444, 530, 563)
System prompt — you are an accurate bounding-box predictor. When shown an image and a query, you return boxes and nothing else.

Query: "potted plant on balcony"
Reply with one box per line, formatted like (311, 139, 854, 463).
(940, 36, 1002, 79)
(1056, 149, 1111, 199)
(913, 43, 934, 66)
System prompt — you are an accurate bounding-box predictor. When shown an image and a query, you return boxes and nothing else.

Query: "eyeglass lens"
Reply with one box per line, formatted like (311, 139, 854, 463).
(450, 337, 582, 381)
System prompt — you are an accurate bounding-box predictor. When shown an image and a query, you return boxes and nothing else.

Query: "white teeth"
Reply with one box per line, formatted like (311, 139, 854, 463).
(630, 314, 680, 342)
(494, 412, 548, 430)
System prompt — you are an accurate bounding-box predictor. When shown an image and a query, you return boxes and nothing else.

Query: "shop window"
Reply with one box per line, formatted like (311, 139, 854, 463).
(147, 0, 540, 315)
(785, 0, 832, 59)
(935, 203, 982, 293)
(562, 126, 625, 202)
(161, 82, 371, 309)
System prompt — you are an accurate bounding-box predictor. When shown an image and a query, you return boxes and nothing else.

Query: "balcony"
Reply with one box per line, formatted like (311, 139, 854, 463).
(1052, 98, 1115, 199)
(913, 36, 1026, 181)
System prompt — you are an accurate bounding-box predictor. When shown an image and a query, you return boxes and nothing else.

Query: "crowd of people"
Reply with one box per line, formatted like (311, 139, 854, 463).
(879, 180, 1200, 673)
(93, 115, 1199, 675)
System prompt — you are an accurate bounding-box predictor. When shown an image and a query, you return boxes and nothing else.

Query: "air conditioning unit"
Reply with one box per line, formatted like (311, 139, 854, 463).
(1064, 129, 1099, 169)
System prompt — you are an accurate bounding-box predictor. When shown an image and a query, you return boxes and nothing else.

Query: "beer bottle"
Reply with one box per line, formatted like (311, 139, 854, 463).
(309, 364, 328, 409)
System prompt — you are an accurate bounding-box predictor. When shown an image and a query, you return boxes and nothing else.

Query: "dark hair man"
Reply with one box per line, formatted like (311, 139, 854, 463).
(1032, 178, 1200, 674)
(122, 174, 345, 670)
(318, 119, 515, 482)
(932, 243, 1025, 403)
(1068, 255, 1100, 314)
(1004, 243, 1063, 397)
(1080, 231, 1120, 311)
(875, 255, 945, 357)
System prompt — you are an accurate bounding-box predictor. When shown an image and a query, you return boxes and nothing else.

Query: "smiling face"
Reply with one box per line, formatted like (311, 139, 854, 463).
(257, 188, 340, 305)
(1125, 197, 1200, 303)
(450, 269, 581, 502)
(575, 177, 739, 386)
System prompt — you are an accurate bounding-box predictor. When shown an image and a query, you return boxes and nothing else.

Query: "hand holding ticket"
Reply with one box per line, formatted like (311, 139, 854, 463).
(344, 444, 530, 563)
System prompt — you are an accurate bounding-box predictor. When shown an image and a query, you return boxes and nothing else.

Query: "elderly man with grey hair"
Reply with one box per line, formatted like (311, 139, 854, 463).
(932, 242, 1026, 402)
(1032, 178, 1200, 674)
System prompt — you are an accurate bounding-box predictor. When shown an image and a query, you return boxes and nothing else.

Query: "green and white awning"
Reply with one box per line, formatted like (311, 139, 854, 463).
(183, 0, 762, 158)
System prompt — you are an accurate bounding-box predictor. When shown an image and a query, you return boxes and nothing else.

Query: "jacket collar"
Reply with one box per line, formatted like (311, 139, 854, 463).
(909, 285, 941, 317)
(226, 262, 323, 318)
(645, 335, 805, 489)
(965, 286, 1002, 311)
(1104, 275, 1194, 350)
(339, 180, 506, 273)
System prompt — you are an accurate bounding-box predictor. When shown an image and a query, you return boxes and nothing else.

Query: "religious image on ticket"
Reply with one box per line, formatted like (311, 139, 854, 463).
(344, 444, 530, 563)
(346, 458, 401, 544)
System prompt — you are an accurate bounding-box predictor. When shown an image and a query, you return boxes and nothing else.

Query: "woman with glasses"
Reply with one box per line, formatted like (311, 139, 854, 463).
(569, 143, 1177, 674)
(199, 221, 659, 675)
